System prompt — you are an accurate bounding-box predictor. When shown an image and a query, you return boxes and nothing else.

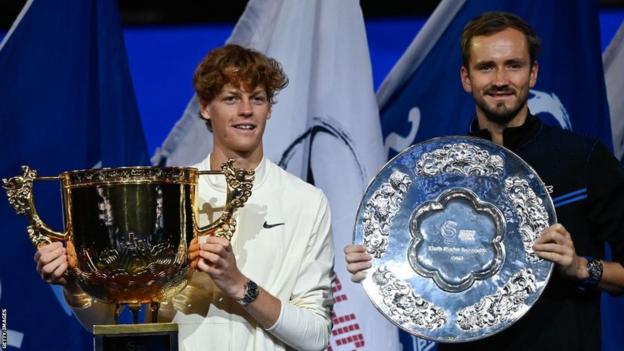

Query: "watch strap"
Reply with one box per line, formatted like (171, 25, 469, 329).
(578, 256, 603, 290)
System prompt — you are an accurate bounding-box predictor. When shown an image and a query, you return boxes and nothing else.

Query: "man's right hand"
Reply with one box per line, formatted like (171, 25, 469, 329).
(344, 244, 373, 283)
(34, 242, 69, 285)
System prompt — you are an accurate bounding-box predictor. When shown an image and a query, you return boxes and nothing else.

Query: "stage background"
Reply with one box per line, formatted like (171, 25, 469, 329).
(3, 12, 620, 157)
(0, 3, 622, 351)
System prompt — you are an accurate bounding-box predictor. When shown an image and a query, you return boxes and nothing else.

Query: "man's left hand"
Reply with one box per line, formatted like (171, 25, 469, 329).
(533, 223, 588, 280)
(191, 235, 247, 299)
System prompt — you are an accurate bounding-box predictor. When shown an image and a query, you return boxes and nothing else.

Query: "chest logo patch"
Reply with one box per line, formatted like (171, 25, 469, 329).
(263, 221, 285, 229)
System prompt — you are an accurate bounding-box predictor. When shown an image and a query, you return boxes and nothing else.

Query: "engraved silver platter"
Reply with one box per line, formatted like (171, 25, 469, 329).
(353, 135, 556, 343)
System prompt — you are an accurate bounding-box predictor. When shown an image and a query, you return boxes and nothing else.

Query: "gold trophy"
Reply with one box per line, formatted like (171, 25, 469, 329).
(2, 161, 254, 350)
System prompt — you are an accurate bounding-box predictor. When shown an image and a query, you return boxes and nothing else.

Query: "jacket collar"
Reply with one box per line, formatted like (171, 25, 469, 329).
(468, 114, 541, 150)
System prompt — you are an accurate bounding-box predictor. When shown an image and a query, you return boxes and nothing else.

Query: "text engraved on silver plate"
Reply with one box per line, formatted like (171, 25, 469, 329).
(415, 143, 504, 177)
(363, 170, 411, 258)
(456, 269, 537, 331)
(373, 266, 447, 329)
(504, 177, 550, 262)
(408, 189, 505, 292)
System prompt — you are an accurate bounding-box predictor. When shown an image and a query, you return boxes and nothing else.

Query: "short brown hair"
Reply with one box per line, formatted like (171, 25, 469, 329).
(461, 11, 541, 68)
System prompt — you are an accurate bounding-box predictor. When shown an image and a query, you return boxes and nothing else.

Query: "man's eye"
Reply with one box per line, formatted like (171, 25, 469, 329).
(223, 96, 237, 103)
(478, 66, 494, 72)
(253, 96, 268, 104)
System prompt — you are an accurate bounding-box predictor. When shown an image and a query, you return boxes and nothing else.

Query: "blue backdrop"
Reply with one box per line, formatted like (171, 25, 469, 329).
(0, 1, 148, 350)
(2, 12, 619, 155)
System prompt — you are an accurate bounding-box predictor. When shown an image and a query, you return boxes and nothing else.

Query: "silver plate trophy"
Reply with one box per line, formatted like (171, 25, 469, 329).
(353, 136, 556, 343)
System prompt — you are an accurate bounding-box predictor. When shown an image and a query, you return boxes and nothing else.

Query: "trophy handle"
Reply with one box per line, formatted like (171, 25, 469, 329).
(2, 165, 68, 247)
(196, 159, 254, 241)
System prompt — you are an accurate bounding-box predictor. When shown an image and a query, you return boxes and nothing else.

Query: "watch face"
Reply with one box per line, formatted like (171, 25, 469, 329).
(586, 259, 603, 286)
(242, 280, 259, 305)
(248, 281, 259, 296)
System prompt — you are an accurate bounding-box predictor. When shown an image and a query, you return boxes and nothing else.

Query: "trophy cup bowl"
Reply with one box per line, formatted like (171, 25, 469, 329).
(3, 160, 254, 323)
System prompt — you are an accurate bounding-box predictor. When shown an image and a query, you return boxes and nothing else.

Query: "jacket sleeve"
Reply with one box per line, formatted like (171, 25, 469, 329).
(266, 191, 335, 351)
(587, 141, 624, 265)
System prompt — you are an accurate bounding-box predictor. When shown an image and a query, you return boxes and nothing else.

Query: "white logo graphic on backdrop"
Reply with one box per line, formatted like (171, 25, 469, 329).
(0, 279, 25, 348)
(528, 90, 573, 130)
(384, 107, 421, 155)
(411, 336, 437, 351)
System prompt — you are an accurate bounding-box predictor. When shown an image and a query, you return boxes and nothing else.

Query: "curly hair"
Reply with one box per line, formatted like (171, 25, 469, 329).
(193, 45, 288, 131)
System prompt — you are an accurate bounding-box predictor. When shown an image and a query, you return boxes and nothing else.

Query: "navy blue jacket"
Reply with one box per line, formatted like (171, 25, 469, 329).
(441, 115, 624, 351)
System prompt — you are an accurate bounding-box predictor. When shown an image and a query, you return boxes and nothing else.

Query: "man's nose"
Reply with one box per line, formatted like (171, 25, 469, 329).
(238, 99, 253, 116)
(493, 68, 509, 86)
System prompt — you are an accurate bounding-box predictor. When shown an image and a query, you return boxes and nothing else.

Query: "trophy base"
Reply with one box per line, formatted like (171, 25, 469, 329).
(93, 323, 178, 351)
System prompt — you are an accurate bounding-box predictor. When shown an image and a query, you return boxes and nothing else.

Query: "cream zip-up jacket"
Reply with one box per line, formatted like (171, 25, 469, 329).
(165, 156, 335, 350)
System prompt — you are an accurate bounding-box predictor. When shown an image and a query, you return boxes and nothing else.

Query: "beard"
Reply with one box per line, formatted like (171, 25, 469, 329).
(473, 85, 528, 126)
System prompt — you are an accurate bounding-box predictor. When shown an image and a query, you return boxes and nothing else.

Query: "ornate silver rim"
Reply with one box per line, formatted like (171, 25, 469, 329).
(353, 135, 555, 343)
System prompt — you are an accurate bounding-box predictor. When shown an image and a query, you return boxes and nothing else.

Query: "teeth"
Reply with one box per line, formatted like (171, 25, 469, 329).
(235, 125, 254, 129)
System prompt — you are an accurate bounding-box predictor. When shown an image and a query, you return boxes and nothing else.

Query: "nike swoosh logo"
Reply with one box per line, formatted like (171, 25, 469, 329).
(263, 221, 285, 229)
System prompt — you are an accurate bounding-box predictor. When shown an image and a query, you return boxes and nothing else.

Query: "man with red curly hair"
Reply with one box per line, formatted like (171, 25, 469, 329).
(35, 44, 335, 351)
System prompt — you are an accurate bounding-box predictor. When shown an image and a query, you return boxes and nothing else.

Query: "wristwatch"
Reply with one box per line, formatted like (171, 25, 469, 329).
(579, 257, 603, 289)
(237, 279, 259, 306)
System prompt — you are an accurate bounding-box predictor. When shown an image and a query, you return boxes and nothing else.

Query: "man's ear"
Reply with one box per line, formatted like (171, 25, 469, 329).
(460, 65, 472, 93)
(199, 104, 210, 121)
(529, 61, 539, 88)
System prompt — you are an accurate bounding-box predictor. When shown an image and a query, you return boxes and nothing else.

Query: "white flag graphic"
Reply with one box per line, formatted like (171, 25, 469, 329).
(152, 0, 400, 349)
(604, 21, 624, 161)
